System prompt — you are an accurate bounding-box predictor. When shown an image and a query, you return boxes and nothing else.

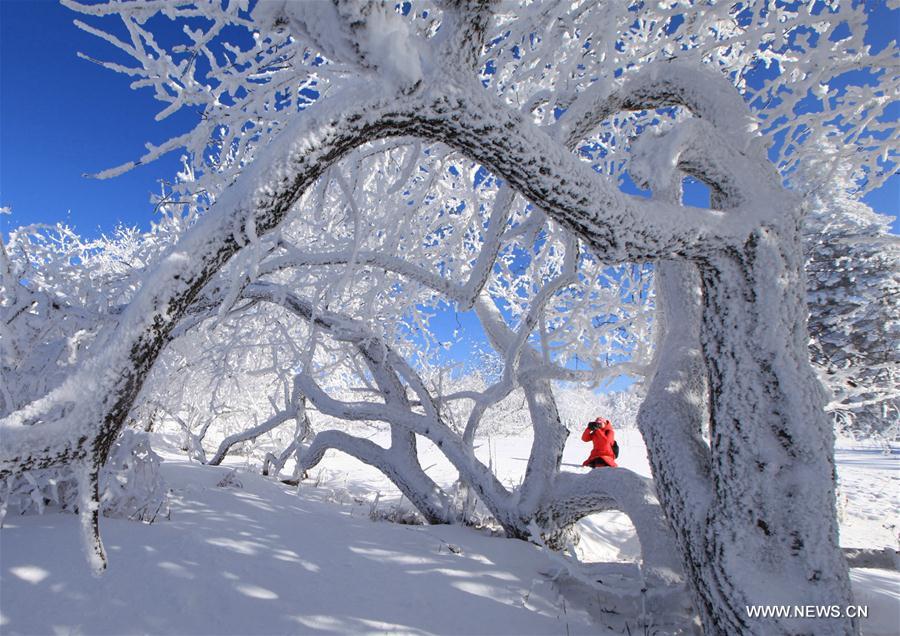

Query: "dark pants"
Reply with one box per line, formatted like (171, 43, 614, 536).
(587, 457, 611, 468)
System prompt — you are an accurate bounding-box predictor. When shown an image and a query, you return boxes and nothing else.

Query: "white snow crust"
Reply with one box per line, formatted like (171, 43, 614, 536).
(1, 430, 895, 635)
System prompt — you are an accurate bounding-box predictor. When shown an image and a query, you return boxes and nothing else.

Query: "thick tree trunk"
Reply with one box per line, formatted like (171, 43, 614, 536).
(636, 259, 714, 623)
(297, 428, 453, 525)
(691, 227, 854, 635)
(641, 243, 854, 634)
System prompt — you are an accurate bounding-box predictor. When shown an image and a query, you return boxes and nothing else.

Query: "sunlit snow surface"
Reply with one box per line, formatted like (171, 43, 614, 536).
(1, 430, 897, 635)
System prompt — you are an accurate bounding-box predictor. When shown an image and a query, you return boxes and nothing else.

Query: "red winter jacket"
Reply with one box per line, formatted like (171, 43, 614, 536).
(582, 419, 617, 468)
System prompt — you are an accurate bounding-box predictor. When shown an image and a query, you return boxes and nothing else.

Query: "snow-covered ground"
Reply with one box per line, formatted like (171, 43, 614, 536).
(1, 428, 897, 635)
(835, 443, 900, 551)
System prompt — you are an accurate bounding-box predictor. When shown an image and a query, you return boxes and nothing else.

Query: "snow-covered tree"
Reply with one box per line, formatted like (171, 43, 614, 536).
(804, 176, 899, 440)
(0, 220, 192, 522)
(1, 2, 897, 634)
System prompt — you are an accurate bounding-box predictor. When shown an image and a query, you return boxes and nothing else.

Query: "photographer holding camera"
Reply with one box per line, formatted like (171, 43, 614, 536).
(581, 417, 618, 468)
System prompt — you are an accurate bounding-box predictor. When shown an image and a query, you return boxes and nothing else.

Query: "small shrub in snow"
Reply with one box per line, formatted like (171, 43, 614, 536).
(368, 504, 424, 526)
(1, 430, 168, 524)
(216, 469, 244, 489)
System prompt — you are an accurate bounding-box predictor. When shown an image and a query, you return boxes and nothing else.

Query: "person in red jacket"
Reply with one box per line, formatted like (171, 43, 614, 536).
(582, 417, 617, 468)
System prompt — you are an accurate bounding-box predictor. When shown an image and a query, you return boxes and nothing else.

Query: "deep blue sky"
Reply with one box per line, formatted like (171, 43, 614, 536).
(1, 0, 897, 237)
(0, 0, 194, 237)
